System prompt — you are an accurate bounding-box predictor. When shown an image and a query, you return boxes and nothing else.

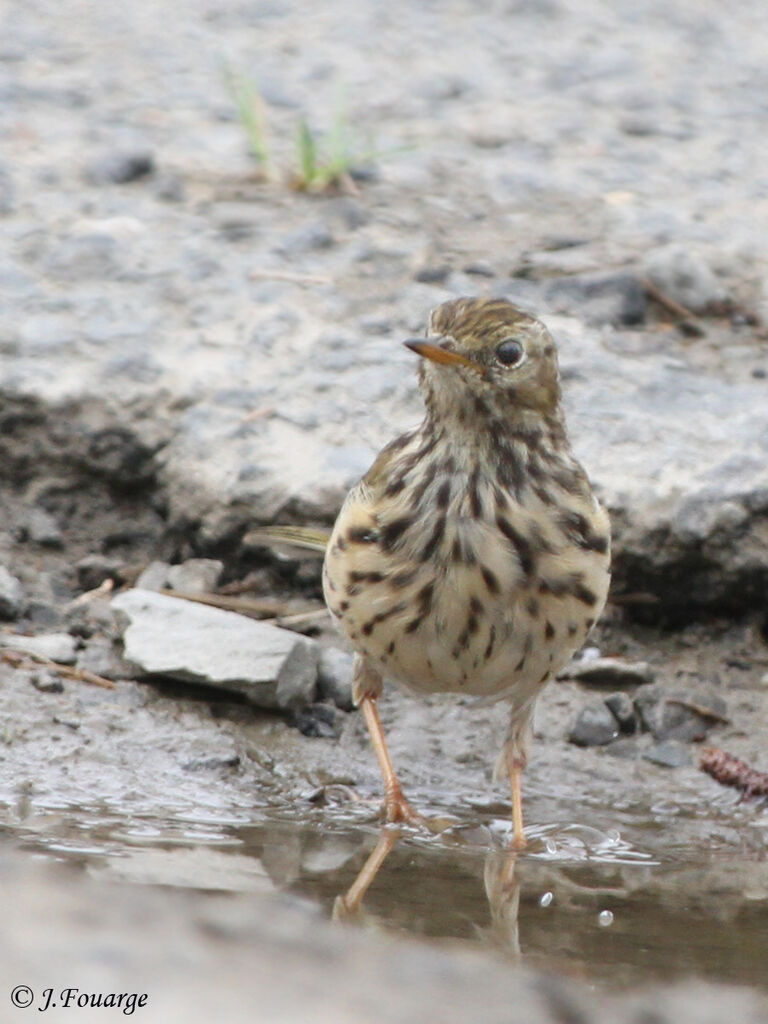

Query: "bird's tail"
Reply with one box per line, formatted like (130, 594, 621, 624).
(247, 525, 331, 555)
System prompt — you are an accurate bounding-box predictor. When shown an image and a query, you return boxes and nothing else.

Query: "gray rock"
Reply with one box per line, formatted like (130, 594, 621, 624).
(559, 658, 656, 688)
(166, 559, 224, 595)
(643, 245, 726, 313)
(86, 150, 155, 185)
(21, 507, 63, 547)
(545, 272, 646, 326)
(415, 265, 451, 284)
(0, 632, 78, 664)
(0, 567, 24, 620)
(643, 740, 693, 768)
(30, 669, 65, 693)
(316, 646, 355, 711)
(604, 692, 638, 734)
(111, 589, 317, 710)
(568, 702, 620, 747)
(634, 685, 728, 742)
(135, 561, 171, 591)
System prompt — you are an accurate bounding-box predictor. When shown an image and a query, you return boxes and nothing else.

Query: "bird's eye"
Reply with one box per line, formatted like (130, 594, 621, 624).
(495, 339, 524, 366)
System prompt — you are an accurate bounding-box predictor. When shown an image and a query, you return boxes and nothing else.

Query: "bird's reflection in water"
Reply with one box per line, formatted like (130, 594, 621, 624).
(333, 827, 521, 958)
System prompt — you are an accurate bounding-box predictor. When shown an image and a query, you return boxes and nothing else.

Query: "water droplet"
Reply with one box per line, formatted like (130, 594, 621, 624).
(598, 909, 614, 927)
(539, 891, 553, 908)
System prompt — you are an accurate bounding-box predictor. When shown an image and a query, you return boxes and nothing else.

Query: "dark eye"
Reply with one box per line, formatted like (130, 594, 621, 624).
(495, 338, 524, 366)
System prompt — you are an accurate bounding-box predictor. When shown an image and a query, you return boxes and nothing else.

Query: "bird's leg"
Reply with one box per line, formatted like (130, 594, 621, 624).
(498, 710, 534, 850)
(508, 761, 526, 850)
(360, 697, 425, 825)
(354, 657, 424, 826)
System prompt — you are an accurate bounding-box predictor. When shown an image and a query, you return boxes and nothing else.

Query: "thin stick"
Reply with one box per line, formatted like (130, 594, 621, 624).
(159, 588, 294, 619)
(642, 277, 697, 321)
(667, 698, 730, 725)
(66, 578, 114, 608)
(249, 269, 332, 285)
(1, 649, 116, 690)
(261, 608, 329, 628)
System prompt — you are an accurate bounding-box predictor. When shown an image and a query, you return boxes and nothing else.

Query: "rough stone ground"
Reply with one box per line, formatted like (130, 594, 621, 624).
(2, 0, 768, 1019)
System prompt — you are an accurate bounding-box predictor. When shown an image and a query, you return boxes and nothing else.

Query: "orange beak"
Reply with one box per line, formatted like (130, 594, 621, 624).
(404, 339, 476, 370)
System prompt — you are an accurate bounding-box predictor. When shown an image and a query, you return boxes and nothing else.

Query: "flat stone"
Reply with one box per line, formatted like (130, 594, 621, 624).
(0, 631, 77, 664)
(0, 567, 24, 620)
(111, 589, 317, 710)
(559, 658, 656, 688)
(568, 702, 620, 747)
(633, 685, 728, 743)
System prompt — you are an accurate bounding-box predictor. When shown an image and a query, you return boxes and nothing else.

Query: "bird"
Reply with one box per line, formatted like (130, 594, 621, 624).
(322, 296, 611, 847)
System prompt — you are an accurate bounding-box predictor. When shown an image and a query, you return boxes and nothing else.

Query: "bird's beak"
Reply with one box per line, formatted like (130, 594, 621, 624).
(404, 339, 476, 370)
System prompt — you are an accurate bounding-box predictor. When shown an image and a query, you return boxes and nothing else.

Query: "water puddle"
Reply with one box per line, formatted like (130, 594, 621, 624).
(2, 790, 767, 993)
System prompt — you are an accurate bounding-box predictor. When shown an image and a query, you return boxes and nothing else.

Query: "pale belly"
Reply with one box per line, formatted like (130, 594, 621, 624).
(324, 543, 608, 710)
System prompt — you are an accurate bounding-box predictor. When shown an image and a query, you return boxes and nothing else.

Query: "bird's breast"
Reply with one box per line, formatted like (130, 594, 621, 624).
(323, 445, 610, 707)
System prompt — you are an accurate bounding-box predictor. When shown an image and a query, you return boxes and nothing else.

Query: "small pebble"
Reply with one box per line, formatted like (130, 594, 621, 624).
(414, 265, 451, 284)
(21, 508, 63, 548)
(598, 910, 614, 927)
(539, 891, 554, 908)
(31, 670, 64, 694)
(568, 702, 620, 747)
(86, 150, 155, 185)
(166, 559, 224, 595)
(604, 692, 637, 734)
(0, 567, 24, 620)
(643, 740, 692, 769)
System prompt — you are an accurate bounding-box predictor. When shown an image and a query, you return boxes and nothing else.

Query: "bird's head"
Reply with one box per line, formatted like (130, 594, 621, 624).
(405, 297, 561, 428)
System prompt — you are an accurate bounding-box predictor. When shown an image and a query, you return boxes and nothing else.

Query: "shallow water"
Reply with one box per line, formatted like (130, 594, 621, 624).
(4, 790, 768, 994)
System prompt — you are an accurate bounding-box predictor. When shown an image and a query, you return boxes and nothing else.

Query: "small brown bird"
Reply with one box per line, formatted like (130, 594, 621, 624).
(322, 297, 611, 846)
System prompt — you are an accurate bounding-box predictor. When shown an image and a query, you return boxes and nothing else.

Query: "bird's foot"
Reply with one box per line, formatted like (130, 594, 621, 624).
(383, 784, 426, 827)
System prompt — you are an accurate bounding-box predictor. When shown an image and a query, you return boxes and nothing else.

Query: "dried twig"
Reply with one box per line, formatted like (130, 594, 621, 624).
(160, 588, 315, 621)
(667, 698, 730, 725)
(642, 277, 697, 321)
(261, 607, 329, 629)
(249, 269, 332, 286)
(699, 747, 768, 799)
(65, 577, 114, 609)
(1, 649, 115, 690)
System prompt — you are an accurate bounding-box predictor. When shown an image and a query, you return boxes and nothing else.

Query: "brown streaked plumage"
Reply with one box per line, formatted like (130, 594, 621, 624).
(322, 297, 611, 846)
